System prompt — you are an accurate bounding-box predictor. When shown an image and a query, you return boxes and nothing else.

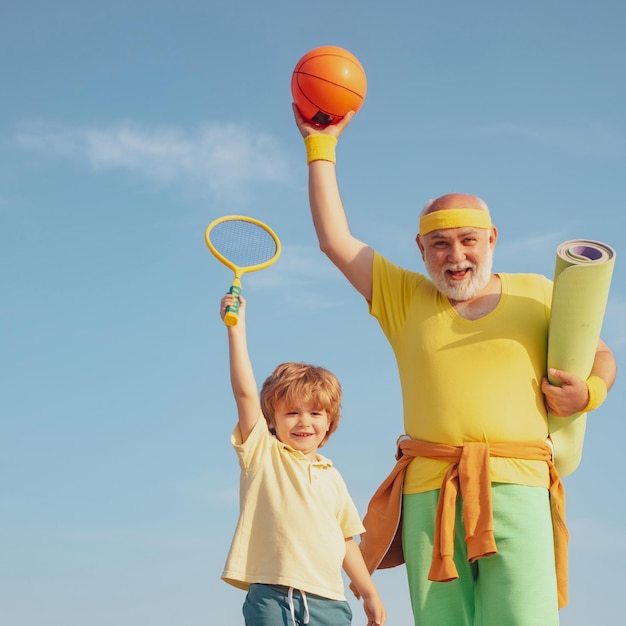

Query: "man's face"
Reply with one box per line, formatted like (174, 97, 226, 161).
(418, 226, 496, 302)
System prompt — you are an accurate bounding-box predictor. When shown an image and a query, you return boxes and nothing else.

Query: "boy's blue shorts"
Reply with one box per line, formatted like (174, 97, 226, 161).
(243, 583, 352, 626)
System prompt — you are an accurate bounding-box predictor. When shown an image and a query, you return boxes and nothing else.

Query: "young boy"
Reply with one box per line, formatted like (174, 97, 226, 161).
(220, 293, 386, 626)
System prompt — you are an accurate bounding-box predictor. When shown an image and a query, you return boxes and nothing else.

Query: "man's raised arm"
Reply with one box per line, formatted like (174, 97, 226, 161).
(294, 105, 375, 301)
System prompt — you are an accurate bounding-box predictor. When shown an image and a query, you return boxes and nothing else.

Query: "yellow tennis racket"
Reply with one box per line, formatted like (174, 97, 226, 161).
(205, 215, 281, 326)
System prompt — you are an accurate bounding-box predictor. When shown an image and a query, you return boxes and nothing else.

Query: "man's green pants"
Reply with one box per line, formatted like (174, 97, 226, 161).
(403, 483, 559, 625)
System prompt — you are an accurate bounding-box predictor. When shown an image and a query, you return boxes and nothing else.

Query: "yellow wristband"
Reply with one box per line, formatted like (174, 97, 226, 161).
(583, 375, 608, 412)
(304, 134, 337, 165)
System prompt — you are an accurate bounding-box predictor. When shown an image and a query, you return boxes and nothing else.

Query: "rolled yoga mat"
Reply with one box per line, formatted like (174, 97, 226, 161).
(547, 239, 616, 477)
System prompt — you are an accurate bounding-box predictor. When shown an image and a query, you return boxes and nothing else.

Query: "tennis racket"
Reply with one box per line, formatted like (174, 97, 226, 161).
(205, 215, 281, 326)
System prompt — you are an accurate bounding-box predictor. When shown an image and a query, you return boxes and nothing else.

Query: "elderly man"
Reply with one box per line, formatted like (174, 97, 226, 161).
(293, 106, 616, 626)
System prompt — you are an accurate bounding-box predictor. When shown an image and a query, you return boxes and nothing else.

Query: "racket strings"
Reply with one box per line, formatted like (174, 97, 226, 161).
(208, 219, 278, 268)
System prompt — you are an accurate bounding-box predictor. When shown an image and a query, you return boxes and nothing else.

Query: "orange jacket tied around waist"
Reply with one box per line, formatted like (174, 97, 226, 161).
(351, 438, 569, 609)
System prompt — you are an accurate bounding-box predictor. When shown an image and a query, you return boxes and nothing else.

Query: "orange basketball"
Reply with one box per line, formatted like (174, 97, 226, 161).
(291, 45, 367, 126)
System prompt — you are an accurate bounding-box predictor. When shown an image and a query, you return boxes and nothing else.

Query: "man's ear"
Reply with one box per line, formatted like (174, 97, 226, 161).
(416, 234, 425, 260)
(489, 226, 498, 249)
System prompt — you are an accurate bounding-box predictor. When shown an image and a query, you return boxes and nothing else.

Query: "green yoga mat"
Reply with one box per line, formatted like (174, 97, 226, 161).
(547, 239, 616, 477)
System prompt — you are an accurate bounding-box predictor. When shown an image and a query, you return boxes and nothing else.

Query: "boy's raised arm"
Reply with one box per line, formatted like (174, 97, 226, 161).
(221, 294, 260, 442)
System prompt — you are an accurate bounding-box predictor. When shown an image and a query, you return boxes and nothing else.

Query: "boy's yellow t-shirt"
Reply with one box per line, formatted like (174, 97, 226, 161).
(370, 252, 553, 493)
(222, 418, 365, 600)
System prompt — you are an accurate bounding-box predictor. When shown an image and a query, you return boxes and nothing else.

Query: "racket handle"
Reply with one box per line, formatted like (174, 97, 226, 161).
(224, 279, 242, 326)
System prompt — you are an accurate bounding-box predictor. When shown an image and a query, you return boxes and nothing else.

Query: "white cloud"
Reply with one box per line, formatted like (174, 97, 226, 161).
(249, 244, 339, 288)
(244, 244, 353, 310)
(500, 228, 570, 259)
(14, 120, 293, 198)
(467, 120, 625, 157)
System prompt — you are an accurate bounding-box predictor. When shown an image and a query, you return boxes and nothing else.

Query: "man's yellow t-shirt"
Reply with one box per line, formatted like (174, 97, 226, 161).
(370, 252, 553, 493)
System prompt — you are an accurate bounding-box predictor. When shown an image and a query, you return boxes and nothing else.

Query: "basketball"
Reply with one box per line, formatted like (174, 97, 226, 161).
(291, 45, 367, 126)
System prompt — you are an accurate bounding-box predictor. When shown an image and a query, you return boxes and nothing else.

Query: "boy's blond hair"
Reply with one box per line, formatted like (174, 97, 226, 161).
(260, 362, 342, 447)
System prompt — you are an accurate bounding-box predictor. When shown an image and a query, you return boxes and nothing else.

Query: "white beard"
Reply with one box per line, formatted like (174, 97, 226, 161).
(426, 246, 494, 302)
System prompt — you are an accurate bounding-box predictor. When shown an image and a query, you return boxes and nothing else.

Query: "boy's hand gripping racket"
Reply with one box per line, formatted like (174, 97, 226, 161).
(205, 215, 281, 326)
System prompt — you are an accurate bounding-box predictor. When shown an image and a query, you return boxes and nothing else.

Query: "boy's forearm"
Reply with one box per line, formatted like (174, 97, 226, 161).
(228, 325, 257, 399)
(343, 539, 376, 598)
(343, 539, 386, 625)
(227, 321, 261, 441)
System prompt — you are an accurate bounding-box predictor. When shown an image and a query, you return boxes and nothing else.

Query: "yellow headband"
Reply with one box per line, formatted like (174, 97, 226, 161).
(419, 208, 492, 235)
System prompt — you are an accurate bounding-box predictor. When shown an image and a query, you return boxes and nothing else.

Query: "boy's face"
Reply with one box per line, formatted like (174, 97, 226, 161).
(269, 399, 331, 460)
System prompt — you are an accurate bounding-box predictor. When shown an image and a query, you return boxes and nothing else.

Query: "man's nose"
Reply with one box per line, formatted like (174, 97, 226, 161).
(448, 242, 466, 263)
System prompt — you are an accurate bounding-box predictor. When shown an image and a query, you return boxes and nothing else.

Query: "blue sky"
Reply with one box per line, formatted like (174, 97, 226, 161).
(1, 1, 624, 624)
